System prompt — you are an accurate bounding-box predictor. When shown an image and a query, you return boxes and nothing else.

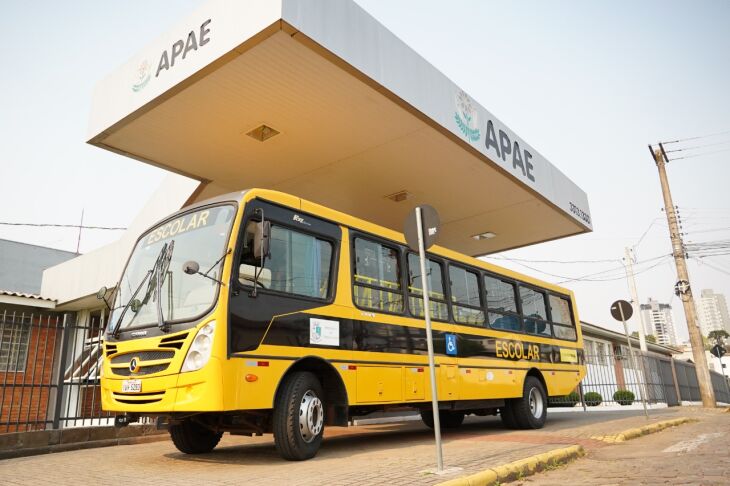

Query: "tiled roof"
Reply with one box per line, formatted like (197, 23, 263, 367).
(0, 290, 55, 301)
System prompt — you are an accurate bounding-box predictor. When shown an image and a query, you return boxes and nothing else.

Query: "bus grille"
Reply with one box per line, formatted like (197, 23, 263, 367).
(111, 350, 175, 364)
(113, 364, 170, 376)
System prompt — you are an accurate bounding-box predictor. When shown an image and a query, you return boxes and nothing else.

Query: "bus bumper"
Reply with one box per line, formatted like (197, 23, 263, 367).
(101, 358, 224, 413)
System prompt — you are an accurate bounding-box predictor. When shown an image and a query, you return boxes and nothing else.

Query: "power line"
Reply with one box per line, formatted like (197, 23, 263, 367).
(0, 221, 127, 231)
(661, 128, 730, 145)
(493, 253, 670, 285)
(664, 138, 730, 153)
(668, 147, 730, 161)
(486, 255, 619, 264)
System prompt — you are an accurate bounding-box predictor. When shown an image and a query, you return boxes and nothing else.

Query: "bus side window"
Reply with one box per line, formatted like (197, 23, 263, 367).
(407, 254, 449, 321)
(520, 287, 551, 338)
(549, 295, 577, 341)
(239, 220, 333, 299)
(449, 265, 484, 326)
(484, 275, 521, 332)
(352, 237, 404, 313)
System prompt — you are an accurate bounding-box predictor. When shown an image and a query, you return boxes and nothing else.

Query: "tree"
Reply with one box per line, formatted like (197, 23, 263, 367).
(708, 330, 729, 345)
(706, 329, 730, 350)
(630, 331, 657, 343)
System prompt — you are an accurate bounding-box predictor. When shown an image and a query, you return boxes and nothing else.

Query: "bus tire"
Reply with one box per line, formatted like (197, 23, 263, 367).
(169, 419, 222, 454)
(500, 404, 519, 429)
(512, 376, 547, 429)
(421, 410, 465, 429)
(273, 371, 325, 461)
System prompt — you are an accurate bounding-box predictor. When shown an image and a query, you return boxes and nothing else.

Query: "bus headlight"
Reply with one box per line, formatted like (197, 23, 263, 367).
(181, 321, 216, 372)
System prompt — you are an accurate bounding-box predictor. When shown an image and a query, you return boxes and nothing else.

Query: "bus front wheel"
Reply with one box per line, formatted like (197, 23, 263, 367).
(273, 371, 325, 461)
(169, 419, 223, 454)
(505, 376, 547, 430)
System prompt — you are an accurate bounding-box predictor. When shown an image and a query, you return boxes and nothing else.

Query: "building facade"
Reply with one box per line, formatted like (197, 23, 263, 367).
(697, 289, 730, 337)
(640, 298, 678, 347)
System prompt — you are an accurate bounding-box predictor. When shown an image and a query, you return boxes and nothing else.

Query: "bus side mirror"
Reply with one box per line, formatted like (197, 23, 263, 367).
(183, 261, 200, 275)
(96, 286, 108, 300)
(253, 221, 271, 259)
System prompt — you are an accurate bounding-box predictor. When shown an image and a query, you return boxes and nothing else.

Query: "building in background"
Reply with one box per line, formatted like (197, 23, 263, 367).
(697, 289, 730, 337)
(640, 298, 678, 347)
(0, 240, 77, 295)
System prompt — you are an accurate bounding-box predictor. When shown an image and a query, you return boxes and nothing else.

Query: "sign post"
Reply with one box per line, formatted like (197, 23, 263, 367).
(610, 299, 649, 418)
(404, 205, 443, 472)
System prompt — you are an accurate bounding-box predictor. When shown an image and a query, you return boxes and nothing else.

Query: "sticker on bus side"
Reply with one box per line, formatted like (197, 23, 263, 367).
(559, 348, 578, 364)
(309, 318, 339, 346)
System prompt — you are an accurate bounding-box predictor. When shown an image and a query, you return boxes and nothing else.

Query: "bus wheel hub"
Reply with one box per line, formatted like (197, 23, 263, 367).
(299, 390, 323, 443)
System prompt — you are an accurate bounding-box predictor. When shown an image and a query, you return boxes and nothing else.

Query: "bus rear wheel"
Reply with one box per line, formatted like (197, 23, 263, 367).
(421, 410, 465, 429)
(169, 419, 223, 454)
(511, 376, 547, 429)
(273, 371, 325, 461)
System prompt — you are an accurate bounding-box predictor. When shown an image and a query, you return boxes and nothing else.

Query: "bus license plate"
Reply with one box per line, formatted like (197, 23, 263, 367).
(122, 379, 142, 393)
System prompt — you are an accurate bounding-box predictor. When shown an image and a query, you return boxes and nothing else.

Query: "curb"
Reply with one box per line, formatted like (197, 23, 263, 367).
(436, 445, 585, 486)
(590, 417, 694, 443)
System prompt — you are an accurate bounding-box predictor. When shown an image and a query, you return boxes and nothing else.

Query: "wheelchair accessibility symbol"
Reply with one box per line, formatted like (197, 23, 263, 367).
(445, 333, 457, 356)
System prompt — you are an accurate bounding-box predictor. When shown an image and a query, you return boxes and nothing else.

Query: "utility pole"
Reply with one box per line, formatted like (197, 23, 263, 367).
(76, 209, 84, 254)
(624, 247, 648, 352)
(649, 144, 716, 407)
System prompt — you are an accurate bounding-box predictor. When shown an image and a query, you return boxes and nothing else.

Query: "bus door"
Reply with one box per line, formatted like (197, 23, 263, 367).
(228, 200, 342, 355)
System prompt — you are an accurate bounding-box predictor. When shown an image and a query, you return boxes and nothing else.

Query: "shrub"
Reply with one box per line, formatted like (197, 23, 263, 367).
(584, 391, 603, 407)
(613, 389, 635, 406)
(548, 391, 579, 407)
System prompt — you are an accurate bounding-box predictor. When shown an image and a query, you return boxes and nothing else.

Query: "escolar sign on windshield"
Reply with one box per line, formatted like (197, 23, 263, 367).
(145, 209, 211, 246)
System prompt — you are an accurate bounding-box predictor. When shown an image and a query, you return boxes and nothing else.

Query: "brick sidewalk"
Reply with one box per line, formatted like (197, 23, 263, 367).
(522, 408, 730, 485)
(0, 408, 691, 486)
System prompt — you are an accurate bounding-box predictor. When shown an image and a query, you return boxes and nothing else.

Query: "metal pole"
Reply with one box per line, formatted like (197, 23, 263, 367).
(416, 207, 443, 472)
(624, 247, 648, 352)
(618, 304, 649, 419)
(650, 146, 716, 407)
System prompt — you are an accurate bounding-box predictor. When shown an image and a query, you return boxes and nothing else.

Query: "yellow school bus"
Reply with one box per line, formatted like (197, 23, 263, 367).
(101, 189, 585, 460)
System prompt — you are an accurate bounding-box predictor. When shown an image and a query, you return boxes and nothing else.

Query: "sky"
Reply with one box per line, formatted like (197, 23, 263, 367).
(1, 1, 729, 340)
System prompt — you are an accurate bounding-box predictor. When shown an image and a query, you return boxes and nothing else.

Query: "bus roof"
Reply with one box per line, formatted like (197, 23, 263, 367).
(88, 0, 591, 257)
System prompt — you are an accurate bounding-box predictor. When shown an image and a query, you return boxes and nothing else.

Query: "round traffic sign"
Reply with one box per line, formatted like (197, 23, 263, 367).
(404, 205, 440, 251)
(610, 299, 633, 322)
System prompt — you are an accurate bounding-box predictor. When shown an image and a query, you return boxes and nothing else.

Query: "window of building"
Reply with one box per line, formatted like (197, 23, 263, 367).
(583, 339, 596, 364)
(520, 287, 551, 338)
(594, 341, 608, 366)
(241, 222, 333, 299)
(353, 238, 403, 313)
(449, 265, 485, 325)
(407, 254, 449, 321)
(484, 275, 521, 331)
(0, 317, 31, 372)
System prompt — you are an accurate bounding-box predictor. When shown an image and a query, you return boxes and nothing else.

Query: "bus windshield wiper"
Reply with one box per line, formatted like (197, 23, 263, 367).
(111, 241, 173, 337)
(110, 269, 153, 338)
(154, 241, 175, 332)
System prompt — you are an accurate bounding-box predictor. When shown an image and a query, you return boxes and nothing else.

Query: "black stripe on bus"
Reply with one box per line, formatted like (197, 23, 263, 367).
(260, 313, 584, 365)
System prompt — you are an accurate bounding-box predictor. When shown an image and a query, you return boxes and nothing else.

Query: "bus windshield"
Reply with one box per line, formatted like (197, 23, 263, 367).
(110, 204, 236, 333)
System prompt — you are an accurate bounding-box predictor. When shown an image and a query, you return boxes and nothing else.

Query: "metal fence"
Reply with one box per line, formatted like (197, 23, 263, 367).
(550, 349, 730, 408)
(0, 310, 112, 433)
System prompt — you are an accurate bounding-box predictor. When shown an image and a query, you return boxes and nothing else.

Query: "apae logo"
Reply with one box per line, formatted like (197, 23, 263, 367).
(454, 90, 481, 143)
(132, 60, 151, 92)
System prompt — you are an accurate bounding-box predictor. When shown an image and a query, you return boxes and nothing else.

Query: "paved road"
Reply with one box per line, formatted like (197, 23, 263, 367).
(524, 409, 730, 486)
(0, 408, 684, 485)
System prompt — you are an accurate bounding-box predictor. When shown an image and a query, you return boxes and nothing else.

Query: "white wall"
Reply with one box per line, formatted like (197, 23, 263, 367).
(41, 174, 201, 304)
